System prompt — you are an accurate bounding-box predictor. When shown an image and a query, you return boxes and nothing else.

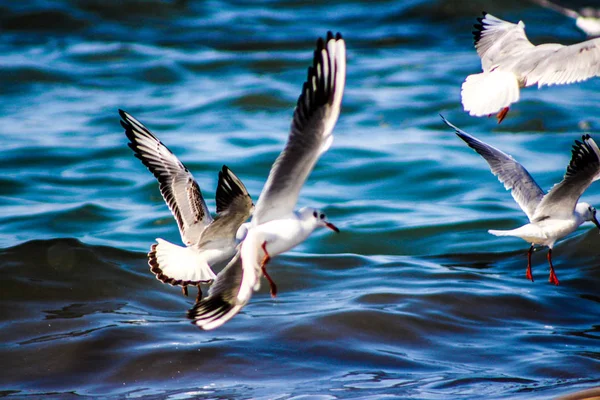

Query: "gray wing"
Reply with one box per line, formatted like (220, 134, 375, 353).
(252, 32, 346, 225)
(188, 229, 262, 330)
(196, 165, 254, 248)
(442, 116, 545, 221)
(120, 109, 212, 246)
(533, 135, 600, 220)
(523, 38, 600, 87)
(473, 13, 535, 71)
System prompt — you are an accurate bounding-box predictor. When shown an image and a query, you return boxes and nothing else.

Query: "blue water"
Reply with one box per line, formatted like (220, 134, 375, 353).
(1, 0, 600, 398)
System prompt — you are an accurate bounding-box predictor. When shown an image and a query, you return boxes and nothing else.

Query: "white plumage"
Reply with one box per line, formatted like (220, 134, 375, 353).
(462, 12, 600, 122)
(443, 116, 600, 285)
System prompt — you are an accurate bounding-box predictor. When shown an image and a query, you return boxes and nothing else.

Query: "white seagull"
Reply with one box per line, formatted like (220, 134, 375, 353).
(530, 0, 600, 37)
(188, 31, 346, 330)
(461, 12, 600, 123)
(442, 116, 600, 285)
(120, 110, 254, 301)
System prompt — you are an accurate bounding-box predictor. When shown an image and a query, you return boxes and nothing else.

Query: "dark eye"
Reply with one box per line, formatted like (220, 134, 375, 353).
(320, 213, 325, 219)
(313, 211, 318, 218)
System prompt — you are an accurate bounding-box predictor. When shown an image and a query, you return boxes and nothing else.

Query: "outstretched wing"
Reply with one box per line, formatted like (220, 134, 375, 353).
(188, 229, 262, 330)
(252, 32, 346, 225)
(215, 165, 253, 215)
(196, 165, 254, 248)
(442, 116, 545, 221)
(524, 38, 600, 88)
(473, 12, 535, 71)
(120, 109, 212, 245)
(533, 135, 600, 220)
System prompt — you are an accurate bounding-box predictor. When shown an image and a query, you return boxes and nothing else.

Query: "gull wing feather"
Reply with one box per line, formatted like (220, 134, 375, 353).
(187, 229, 262, 330)
(120, 109, 212, 246)
(442, 116, 545, 221)
(473, 13, 535, 71)
(196, 165, 254, 248)
(252, 32, 346, 225)
(524, 38, 600, 88)
(533, 135, 600, 220)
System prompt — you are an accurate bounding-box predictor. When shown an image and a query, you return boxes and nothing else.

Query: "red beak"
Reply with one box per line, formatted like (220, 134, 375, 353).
(325, 222, 340, 233)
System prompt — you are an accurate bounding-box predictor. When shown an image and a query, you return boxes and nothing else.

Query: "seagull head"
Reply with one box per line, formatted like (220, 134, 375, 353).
(299, 207, 340, 233)
(578, 202, 600, 230)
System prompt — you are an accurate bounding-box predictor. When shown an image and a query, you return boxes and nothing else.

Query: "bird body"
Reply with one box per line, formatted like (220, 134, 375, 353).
(254, 207, 335, 258)
(488, 204, 590, 247)
(120, 110, 254, 299)
(442, 116, 600, 284)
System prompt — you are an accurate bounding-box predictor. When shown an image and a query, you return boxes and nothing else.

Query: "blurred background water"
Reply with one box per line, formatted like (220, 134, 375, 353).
(1, 0, 600, 398)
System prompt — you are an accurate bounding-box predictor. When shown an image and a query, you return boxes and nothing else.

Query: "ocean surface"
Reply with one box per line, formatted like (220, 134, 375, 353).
(1, 0, 600, 398)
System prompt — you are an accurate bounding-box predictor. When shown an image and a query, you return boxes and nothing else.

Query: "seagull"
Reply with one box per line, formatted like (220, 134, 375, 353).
(120, 110, 254, 301)
(442, 116, 600, 285)
(461, 12, 600, 123)
(188, 31, 346, 330)
(530, 0, 600, 37)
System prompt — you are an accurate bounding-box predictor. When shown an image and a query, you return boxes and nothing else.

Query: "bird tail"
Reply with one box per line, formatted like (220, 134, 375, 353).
(148, 239, 216, 286)
(488, 229, 515, 237)
(461, 70, 520, 117)
(488, 226, 547, 243)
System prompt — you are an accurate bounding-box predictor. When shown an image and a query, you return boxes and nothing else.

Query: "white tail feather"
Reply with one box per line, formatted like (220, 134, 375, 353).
(488, 229, 514, 237)
(150, 238, 216, 284)
(488, 226, 548, 244)
(461, 70, 520, 116)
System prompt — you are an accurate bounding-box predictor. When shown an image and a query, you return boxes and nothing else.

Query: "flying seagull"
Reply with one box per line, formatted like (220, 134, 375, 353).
(121, 110, 254, 301)
(461, 12, 600, 123)
(442, 116, 600, 285)
(188, 31, 346, 330)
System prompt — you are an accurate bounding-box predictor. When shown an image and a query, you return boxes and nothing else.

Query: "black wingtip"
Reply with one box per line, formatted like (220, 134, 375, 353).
(318, 31, 343, 49)
(472, 12, 488, 46)
(215, 166, 250, 214)
(566, 135, 600, 179)
(187, 294, 236, 330)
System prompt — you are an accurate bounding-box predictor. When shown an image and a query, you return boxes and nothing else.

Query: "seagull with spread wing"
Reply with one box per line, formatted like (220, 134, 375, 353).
(120, 110, 254, 301)
(188, 31, 346, 330)
(442, 116, 600, 285)
(461, 12, 600, 123)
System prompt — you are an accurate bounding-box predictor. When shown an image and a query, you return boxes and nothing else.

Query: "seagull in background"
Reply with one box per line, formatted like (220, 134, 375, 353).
(121, 110, 254, 301)
(188, 31, 346, 330)
(530, 0, 600, 37)
(461, 12, 600, 123)
(442, 116, 600, 285)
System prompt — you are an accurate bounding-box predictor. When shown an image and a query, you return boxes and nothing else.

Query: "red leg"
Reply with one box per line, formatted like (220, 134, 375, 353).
(260, 241, 271, 267)
(547, 249, 560, 286)
(182, 286, 189, 297)
(195, 284, 203, 303)
(497, 107, 510, 124)
(261, 241, 278, 298)
(526, 245, 534, 282)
